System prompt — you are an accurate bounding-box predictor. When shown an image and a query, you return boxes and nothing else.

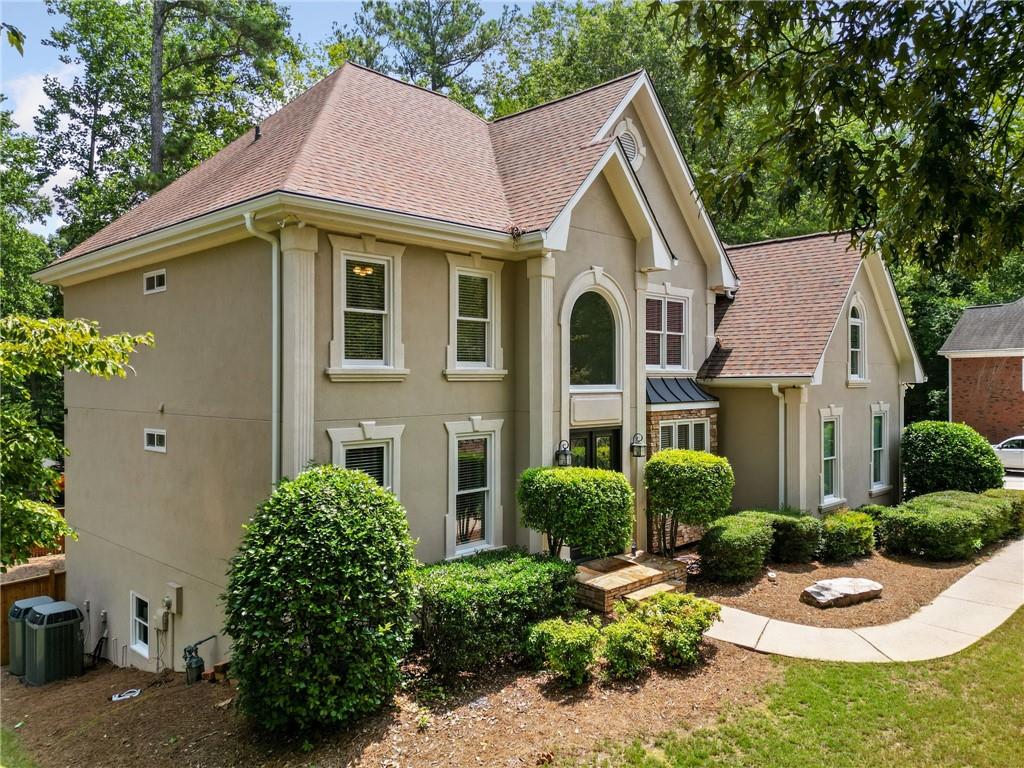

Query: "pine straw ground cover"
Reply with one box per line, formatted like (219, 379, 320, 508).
(0, 637, 776, 768)
(578, 607, 1024, 768)
(686, 540, 1015, 628)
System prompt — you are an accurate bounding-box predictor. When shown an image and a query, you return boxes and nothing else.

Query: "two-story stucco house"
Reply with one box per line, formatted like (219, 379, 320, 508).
(36, 65, 923, 670)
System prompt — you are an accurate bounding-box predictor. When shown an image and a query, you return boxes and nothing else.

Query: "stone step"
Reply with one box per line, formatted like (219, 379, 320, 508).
(622, 582, 679, 602)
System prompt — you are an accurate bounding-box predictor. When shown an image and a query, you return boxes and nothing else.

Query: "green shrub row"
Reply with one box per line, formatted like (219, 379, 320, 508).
(821, 511, 875, 561)
(738, 509, 823, 563)
(878, 490, 1021, 561)
(416, 549, 577, 677)
(518, 466, 634, 558)
(528, 592, 721, 684)
(697, 514, 775, 582)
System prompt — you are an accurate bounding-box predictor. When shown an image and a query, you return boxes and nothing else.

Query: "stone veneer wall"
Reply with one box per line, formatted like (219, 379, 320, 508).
(645, 406, 719, 553)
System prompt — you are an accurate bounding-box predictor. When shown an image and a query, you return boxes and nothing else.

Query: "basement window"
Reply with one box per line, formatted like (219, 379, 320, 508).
(130, 592, 150, 658)
(144, 429, 166, 453)
(143, 269, 166, 295)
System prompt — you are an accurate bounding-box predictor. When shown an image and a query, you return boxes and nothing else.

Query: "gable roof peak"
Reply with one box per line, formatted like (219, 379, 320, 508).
(490, 69, 646, 125)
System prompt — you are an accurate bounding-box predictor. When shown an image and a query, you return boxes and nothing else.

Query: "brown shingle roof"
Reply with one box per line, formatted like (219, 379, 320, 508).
(700, 233, 863, 378)
(55, 64, 642, 264)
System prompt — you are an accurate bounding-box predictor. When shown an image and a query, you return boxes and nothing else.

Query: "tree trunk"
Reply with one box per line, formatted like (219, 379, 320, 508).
(150, 0, 166, 179)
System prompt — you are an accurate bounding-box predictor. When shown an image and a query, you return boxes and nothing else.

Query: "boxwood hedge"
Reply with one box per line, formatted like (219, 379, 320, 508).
(902, 421, 1003, 497)
(416, 549, 576, 677)
(820, 511, 875, 562)
(698, 514, 774, 582)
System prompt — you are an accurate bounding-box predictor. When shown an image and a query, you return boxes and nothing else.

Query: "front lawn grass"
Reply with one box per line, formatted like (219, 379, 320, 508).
(582, 607, 1024, 768)
(0, 727, 37, 768)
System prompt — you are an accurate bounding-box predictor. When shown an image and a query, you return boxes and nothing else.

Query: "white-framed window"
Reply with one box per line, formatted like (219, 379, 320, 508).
(143, 269, 166, 295)
(130, 592, 150, 658)
(327, 421, 405, 497)
(614, 117, 646, 170)
(870, 402, 890, 492)
(646, 296, 688, 370)
(848, 296, 867, 381)
(143, 428, 166, 453)
(658, 419, 710, 452)
(327, 234, 407, 381)
(820, 405, 844, 505)
(444, 254, 506, 380)
(444, 416, 504, 558)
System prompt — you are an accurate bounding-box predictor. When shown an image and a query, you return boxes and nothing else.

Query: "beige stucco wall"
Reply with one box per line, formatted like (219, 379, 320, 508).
(62, 239, 272, 670)
(710, 387, 782, 510)
(803, 266, 901, 510)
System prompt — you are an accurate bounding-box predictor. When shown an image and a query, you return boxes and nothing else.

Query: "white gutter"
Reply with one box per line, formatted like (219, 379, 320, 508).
(243, 213, 281, 486)
(771, 384, 786, 509)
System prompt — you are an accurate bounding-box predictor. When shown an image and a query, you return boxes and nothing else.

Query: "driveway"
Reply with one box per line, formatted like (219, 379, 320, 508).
(1005, 474, 1024, 490)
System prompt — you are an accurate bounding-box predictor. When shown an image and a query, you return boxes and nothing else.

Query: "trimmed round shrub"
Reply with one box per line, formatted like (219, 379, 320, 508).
(739, 509, 822, 563)
(602, 617, 656, 680)
(224, 466, 416, 733)
(416, 549, 576, 677)
(646, 449, 735, 554)
(902, 421, 1003, 497)
(527, 617, 601, 686)
(698, 514, 774, 582)
(614, 591, 720, 667)
(820, 511, 875, 562)
(518, 467, 634, 558)
(857, 504, 890, 523)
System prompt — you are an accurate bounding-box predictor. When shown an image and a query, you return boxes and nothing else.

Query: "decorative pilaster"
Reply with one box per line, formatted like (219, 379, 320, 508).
(525, 253, 556, 552)
(280, 223, 318, 478)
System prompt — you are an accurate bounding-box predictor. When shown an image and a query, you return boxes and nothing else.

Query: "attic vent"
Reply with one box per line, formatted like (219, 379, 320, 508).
(614, 118, 645, 170)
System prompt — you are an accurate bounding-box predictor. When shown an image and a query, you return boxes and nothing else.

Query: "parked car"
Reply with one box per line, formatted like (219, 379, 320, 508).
(992, 436, 1024, 472)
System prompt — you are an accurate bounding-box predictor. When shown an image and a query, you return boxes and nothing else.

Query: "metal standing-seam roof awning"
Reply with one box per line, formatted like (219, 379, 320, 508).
(645, 377, 719, 407)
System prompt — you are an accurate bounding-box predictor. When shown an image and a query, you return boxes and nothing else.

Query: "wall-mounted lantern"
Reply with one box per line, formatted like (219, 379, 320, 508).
(629, 433, 646, 458)
(554, 440, 573, 467)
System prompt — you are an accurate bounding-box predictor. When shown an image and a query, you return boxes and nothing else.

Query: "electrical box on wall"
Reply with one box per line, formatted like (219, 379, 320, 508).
(156, 608, 170, 631)
(166, 582, 183, 614)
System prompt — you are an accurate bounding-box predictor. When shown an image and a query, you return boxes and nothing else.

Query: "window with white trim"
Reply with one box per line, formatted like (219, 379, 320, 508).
(144, 428, 166, 453)
(328, 422, 405, 497)
(569, 291, 616, 387)
(344, 255, 389, 365)
(659, 419, 710, 452)
(849, 302, 865, 380)
(130, 592, 149, 658)
(445, 254, 506, 378)
(445, 417, 503, 557)
(821, 413, 842, 504)
(646, 296, 687, 370)
(143, 269, 166, 294)
(870, 403, 890, 491)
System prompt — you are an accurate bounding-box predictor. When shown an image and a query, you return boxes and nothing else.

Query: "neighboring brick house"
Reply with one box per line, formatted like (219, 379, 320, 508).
(940, 297, 1024, 442)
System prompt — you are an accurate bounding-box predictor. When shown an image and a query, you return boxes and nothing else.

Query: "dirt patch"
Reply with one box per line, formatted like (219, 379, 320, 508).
(1, 555, 65, 585)
(1, 637, 777, 768)
(686, 541, 1014, 628)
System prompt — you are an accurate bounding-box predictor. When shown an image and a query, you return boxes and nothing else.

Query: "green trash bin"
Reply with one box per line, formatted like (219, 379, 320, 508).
(24, 601, 83, 686)
(7, 596, 54, 677)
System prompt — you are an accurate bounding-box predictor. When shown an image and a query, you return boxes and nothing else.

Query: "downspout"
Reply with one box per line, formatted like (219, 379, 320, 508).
(243, 212, 281, 485)
(771, 384, 785, 509)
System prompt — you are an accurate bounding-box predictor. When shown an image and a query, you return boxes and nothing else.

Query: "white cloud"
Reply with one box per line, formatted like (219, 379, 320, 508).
(5, 62, 78, 133)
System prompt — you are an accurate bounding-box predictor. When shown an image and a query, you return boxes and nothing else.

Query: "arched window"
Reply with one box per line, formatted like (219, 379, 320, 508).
(849, 303, 865, 379)
(570, 291, 616, 386)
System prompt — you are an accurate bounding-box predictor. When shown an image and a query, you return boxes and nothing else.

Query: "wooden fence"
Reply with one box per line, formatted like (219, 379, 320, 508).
(0, 570, 66, 666)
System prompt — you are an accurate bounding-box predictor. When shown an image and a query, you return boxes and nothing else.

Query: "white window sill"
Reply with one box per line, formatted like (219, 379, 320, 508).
(646, 369, 697, 378)
(130, 642, 149, 660)
(568, 386, 622, 394)
(819, 497, 847, 514)
(447, 543, 504, 560)
(443, 368, 508, 382)
(869, 484, 893, 498)
(326, 367, 410, 382)
(846, 378, 870, 388)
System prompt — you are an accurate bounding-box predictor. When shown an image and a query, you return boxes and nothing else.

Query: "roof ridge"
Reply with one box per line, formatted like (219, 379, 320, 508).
(490, 70, 644, 124)
(341, 60, 490, 124)
(727, 230, 851, 249)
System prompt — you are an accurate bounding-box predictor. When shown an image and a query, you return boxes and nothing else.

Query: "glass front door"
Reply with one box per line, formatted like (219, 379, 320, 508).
(569, 429, 621, 471)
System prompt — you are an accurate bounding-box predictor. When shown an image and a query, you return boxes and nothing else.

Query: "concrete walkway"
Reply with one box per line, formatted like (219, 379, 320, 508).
(705, 538, 1024, 662)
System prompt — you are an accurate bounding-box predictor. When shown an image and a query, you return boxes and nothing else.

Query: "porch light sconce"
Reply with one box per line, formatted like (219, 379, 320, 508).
(554, 440, 572, 467)
(629, 433, 646, 458)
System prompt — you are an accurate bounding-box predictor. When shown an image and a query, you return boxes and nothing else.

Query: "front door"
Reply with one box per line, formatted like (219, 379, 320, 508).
(569, 428, 622, 471)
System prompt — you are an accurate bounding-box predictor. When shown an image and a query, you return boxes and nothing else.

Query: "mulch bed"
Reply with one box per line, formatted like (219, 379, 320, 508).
(685, 541, 1014, 628)
(1, 638, 777, 768)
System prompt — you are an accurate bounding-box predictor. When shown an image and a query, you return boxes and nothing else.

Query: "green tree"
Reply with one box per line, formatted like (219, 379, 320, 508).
(329, 0, 517, 102)
(0, 316, 153, 570)
(650, 0, 1024, 275)
(36, 0, 298, 252)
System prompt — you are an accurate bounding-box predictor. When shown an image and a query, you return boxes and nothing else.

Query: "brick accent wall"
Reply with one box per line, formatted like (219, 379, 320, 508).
(645, 407, 719, 552)
(950, 356, 1024, 442)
